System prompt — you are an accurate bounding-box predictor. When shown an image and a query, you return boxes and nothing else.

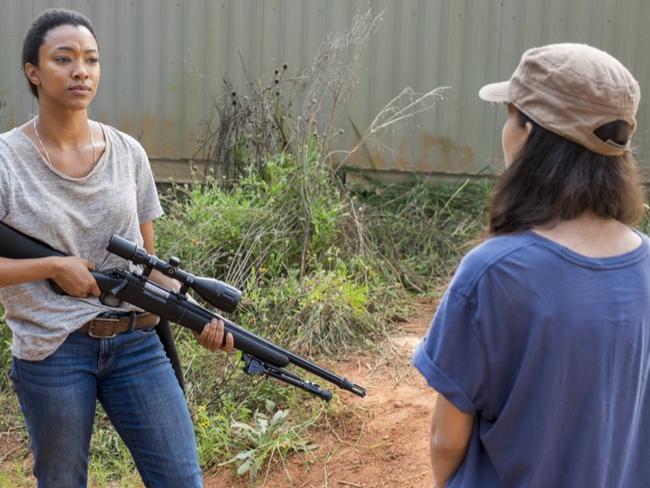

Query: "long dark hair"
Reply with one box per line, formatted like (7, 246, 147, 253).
(489, 108, 645, 235)
(22, 8, 97, 98)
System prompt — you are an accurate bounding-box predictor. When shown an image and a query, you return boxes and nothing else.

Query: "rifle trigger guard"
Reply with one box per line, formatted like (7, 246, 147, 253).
(109, 277, 130, 296)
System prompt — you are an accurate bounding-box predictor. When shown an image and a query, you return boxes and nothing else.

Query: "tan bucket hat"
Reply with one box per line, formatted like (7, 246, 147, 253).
(479, 43, 640, 156)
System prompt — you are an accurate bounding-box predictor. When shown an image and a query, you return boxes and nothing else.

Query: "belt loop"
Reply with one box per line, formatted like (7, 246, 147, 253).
(128, 311, 137, 332)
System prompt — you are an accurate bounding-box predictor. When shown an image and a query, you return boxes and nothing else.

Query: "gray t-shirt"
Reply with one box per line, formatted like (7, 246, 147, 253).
(0, 125, 164, 360)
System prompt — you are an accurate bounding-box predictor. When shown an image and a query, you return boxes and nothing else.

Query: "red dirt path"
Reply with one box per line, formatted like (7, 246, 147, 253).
(205, 302, 438, 488)
(0, 303, 438, 488)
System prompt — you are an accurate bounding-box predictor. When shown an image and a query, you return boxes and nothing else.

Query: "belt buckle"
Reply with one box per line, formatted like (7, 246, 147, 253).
(87, 318, 120, 339)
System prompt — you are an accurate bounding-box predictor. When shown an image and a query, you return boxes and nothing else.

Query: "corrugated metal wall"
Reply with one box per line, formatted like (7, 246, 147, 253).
(1, 0, 648, 181)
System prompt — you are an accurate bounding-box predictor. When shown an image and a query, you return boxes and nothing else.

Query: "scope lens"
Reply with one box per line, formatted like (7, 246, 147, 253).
(107, 235, 138, 260)
(193, 277, 242, 313)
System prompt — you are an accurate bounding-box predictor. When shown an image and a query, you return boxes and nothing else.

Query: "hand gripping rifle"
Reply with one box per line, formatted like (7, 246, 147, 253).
(0, 222, 366, 401)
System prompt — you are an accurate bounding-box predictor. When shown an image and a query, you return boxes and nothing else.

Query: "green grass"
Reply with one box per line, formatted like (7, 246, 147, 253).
(0, 169, 492, 485)
(356, 177, 492, 292)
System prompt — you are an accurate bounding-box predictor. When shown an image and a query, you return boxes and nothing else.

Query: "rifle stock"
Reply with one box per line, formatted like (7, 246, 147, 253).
(0, 222, 185, 388)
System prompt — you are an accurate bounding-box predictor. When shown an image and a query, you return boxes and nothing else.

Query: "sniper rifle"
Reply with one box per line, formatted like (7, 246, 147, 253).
(0, 222, 367, 401)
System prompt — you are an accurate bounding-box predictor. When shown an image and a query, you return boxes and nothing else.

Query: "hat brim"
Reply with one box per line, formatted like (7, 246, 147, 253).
(478, 81, 511, 103)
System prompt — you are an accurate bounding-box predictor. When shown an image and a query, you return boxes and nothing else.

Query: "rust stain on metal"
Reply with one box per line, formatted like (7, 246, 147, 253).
(420, 131, 437, 164)
(141, 114, 156, 150)
(147, 128, 476, 177)
(342, 131, 476, 175)
(419, 131, 475, 173)
(119, 117, 135, 140)
(163, 117, 178, 157)
(395, 139, 411, 168)
(119, 115, 178, 159)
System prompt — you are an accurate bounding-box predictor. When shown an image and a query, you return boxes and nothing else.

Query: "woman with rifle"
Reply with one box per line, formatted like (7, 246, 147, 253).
(0, 8, 233, 487)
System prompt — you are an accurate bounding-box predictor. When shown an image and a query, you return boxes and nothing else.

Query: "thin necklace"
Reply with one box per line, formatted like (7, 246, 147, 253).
(32, 116, 97, 173)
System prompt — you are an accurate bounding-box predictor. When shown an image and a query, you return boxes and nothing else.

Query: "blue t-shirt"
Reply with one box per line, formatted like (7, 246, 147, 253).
(413, 230, 650, 488)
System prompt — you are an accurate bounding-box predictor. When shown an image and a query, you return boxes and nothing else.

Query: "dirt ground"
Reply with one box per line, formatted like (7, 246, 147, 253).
(0, 302, 438, 488)
(205, 302, 438, 488)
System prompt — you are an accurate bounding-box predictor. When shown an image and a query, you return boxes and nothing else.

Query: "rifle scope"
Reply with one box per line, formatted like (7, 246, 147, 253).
(107, 235, 241, 313)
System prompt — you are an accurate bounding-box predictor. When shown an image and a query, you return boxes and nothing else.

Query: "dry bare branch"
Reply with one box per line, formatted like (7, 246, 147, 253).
(329, 86, 450, 171)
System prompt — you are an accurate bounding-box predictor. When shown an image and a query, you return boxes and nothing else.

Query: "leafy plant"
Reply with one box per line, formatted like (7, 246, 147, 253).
(220, 399, 317, 482)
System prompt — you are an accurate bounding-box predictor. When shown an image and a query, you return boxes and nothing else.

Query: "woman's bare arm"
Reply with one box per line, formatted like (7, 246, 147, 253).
(0, 256, 100, 297)
(430, 393, 474, 487)
(139, 221, 234, 352)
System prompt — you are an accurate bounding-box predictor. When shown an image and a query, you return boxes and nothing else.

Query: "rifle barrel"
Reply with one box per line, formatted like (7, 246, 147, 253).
(0, 222, 367, 399)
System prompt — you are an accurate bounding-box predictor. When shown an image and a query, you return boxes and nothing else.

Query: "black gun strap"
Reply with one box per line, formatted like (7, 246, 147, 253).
(155, 318, 185, 392)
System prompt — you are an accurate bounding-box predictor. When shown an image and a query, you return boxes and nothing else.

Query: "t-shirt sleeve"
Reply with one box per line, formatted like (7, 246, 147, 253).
(133, 143, 164, 224)
(0, 148, 11, 220)
(413, 288, 489, 414)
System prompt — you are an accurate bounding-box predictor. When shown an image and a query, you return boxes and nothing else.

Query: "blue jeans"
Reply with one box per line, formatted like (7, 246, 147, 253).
(10, 328, 203, 488)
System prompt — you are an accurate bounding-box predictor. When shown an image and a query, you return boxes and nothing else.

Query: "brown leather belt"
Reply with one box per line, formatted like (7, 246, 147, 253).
(78, 312, 160, 338)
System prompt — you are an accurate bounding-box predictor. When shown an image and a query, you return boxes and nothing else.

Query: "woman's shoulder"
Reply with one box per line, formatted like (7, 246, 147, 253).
(462, 232, 535, 270)
(99, 123, 146, 156)
(0, 127, 30, 159)
(450, 232, 536, 295)
(0, 127, 23, 146)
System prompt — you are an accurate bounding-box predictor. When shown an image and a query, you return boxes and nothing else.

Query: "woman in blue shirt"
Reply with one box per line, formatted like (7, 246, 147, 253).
(414, 44, 648, 488)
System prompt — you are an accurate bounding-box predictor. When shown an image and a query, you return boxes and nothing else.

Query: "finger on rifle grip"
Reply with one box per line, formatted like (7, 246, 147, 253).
(225, 332, 234, 352)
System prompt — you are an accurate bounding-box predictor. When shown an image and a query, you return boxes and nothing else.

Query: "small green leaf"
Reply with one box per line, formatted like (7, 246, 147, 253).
(265, 399, 276, 413)
(234, 449, 254, 460)
(237, 459, 252, 476)
(271, 409, 288, 426)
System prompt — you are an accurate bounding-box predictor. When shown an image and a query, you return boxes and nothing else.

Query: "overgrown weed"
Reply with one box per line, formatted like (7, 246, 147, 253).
(219, 399, 319, 482)
(357, 177, 492, 292)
